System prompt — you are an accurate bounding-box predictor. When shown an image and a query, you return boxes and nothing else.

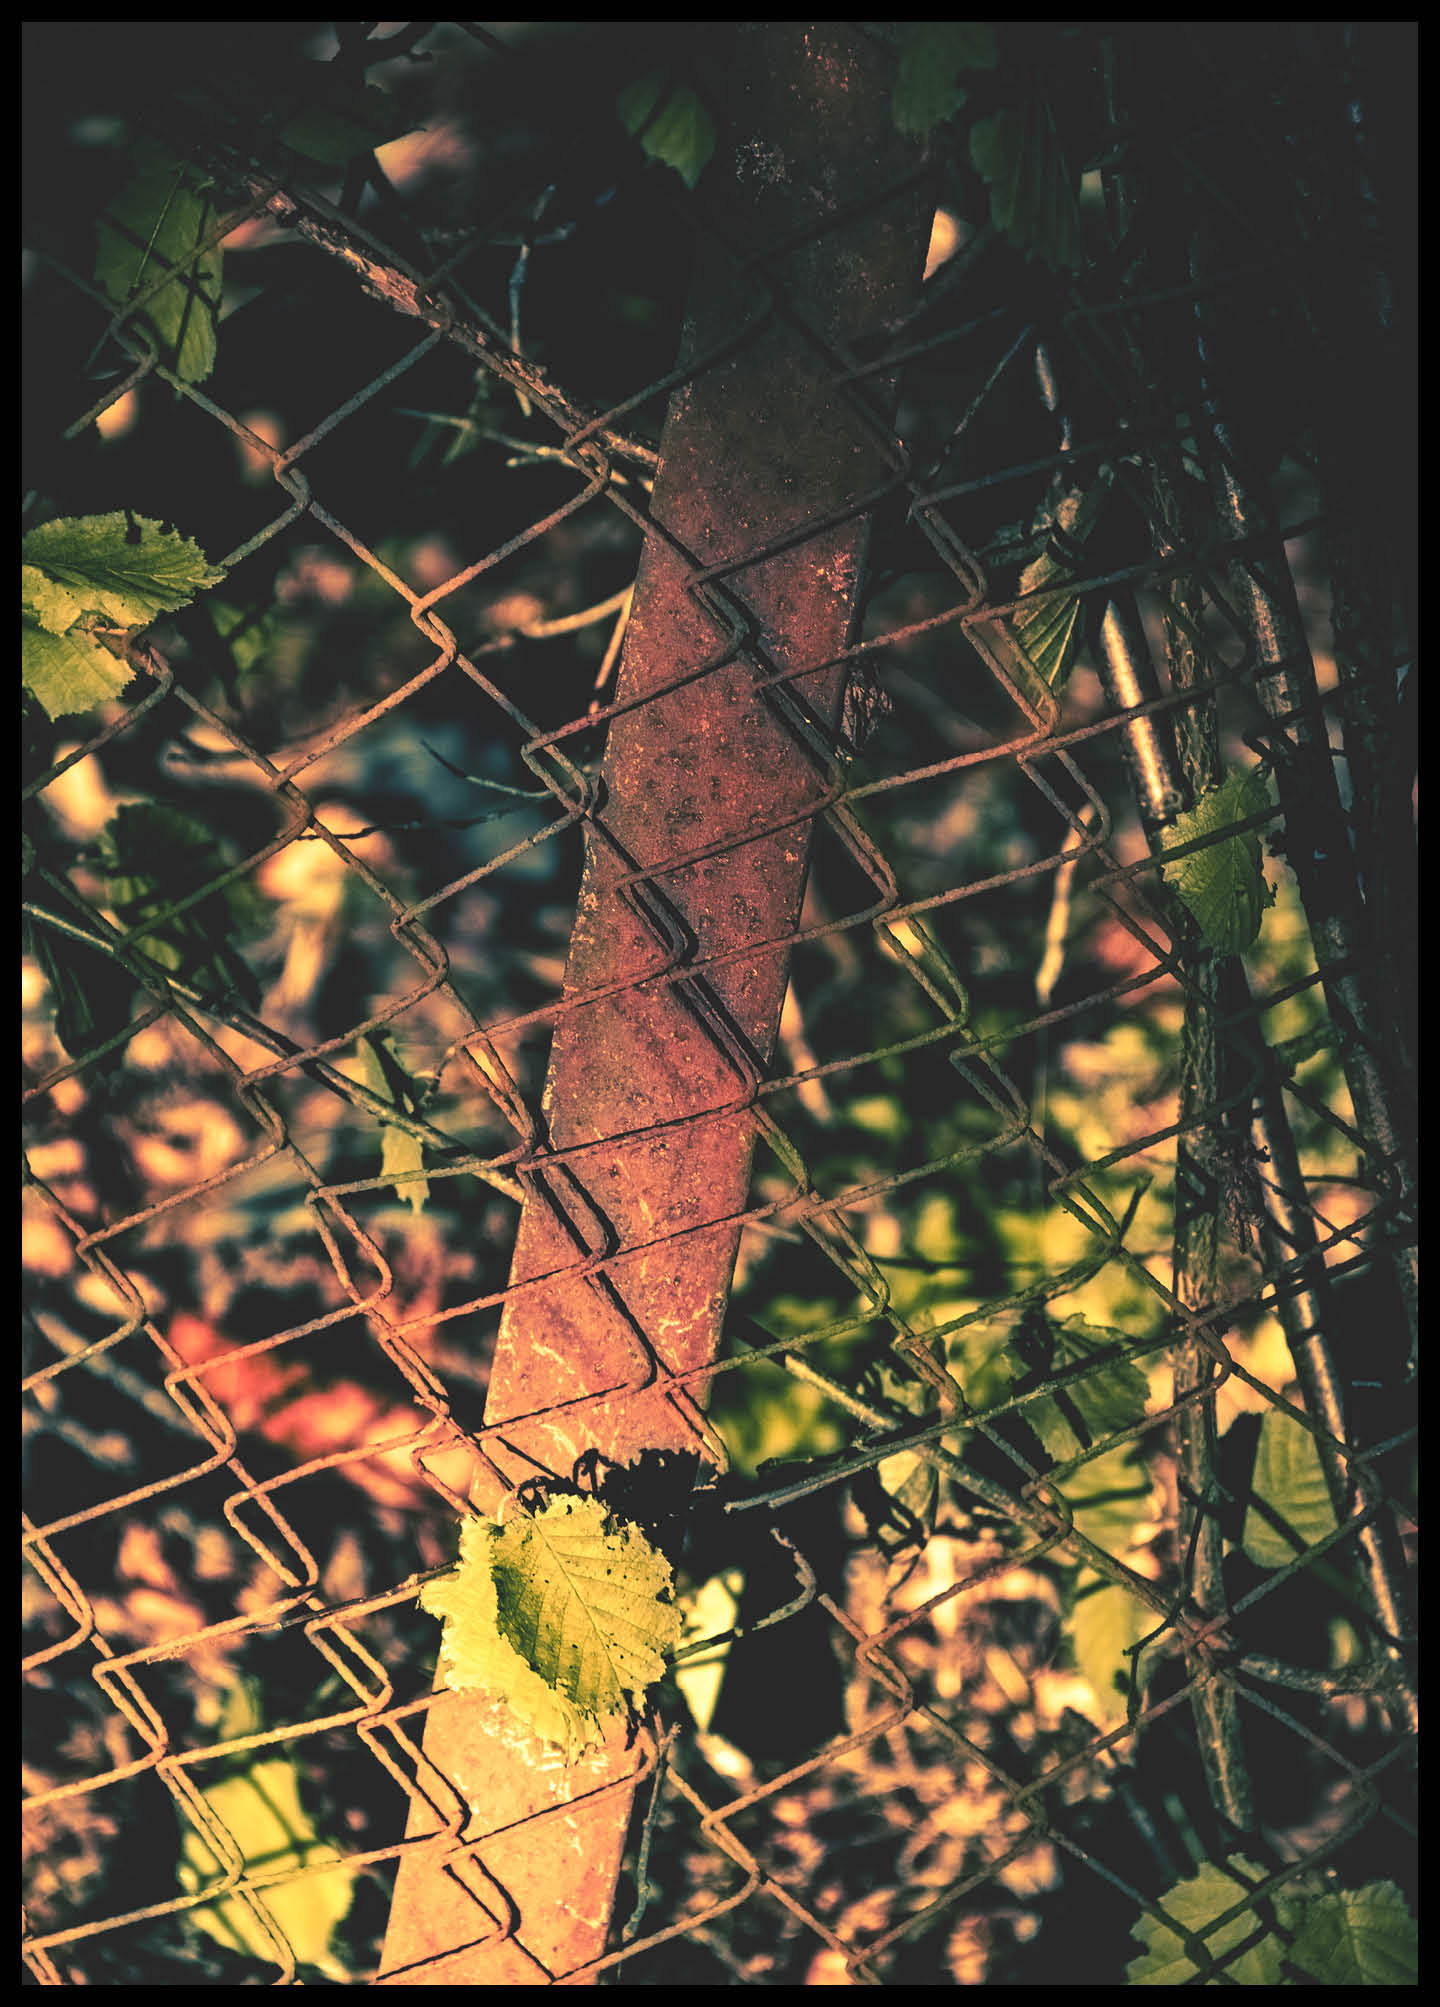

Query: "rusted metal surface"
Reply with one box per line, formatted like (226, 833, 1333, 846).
(377, 24, 929, 1982)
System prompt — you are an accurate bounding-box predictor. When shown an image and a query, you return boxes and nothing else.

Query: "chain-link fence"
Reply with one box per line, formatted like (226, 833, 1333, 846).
(23, 21, 1416, 1987)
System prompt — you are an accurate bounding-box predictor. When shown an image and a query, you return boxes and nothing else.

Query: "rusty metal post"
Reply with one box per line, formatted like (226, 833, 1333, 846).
(378, 24, 928, 1984)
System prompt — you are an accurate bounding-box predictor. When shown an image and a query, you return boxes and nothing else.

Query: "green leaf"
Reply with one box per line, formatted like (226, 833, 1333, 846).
(420, 1495, 683, 1757)
(1287, 1881, 1417, 1987)
(23, 512, 226, 630)
(1068, 1571, 1151, 1725)
(21, 563, 85, 637)
(1061, 1439, 1153, 1586)
(674, 1569, 743, 1734)
(1024, 1313, 1149, 1462)
(1010, 476, 1112, 690)
(892, 22, 998, 139)
(379, 1110, 427, 1214)
(1127, 1857, 1300, 1984)
(22, 513, 226, 723)
(1158, 769, 1276, 954)
(616, 72, 716, 190)
(974, 1310, 1154, 1722)
(95, 154, 223, 383)
(944, 1319, 1018, 1415)
(884, 1449, 940, 1531)
(24, 908, 133, 1060)
(970, 96, 1083, 271)
(358, 1033, 429, 1214)
(1241, 1409, 1339, 1569)
(178, 1759, 356, 1979)
(22, 617, 134, 723)
(207, 599, 276, 675)
(1130, 1864, 1415, 1987)
(95, 802, 262, 1002)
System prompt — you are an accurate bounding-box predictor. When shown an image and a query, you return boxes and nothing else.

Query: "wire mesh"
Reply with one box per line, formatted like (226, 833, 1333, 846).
(23, 21, 1416, 1987)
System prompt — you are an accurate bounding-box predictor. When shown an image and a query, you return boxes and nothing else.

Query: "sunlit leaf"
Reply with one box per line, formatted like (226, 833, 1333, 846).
(1010, 475, 1112, 690)
(1127, 1857, 1300, 1984)
(23, 512, 225, 630)
(1241, 1408, 1339, 1569)
(22, 512, 225, 722)
(882, 1448, 940, 1528)
(1061, 1441, 1153, 1576)
(22, 563, 84, 638)
(22, 617, 133, 723)
(944, 1320, 1021, 1417)
(358, 1032, 429, 1214)
(179, 1760, 356, 1979)
(1068, 1570, 1151, 1726)
(1025, 1313, 1149, 1462)
(1287, 1881, 1417, 1987)
(1159, 769, 1276, 954)
(1128, 1861, 1413, 1987)
(675, 1569, 743, 1733)
(420, 1496, 682, 1757)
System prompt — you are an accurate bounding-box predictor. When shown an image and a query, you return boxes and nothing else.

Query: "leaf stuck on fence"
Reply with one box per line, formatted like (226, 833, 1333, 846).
(420, 1497, 682, 1759)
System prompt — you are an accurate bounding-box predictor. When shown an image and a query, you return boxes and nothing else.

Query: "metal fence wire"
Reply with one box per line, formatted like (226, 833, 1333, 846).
(22, 21, 1416, 1988)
